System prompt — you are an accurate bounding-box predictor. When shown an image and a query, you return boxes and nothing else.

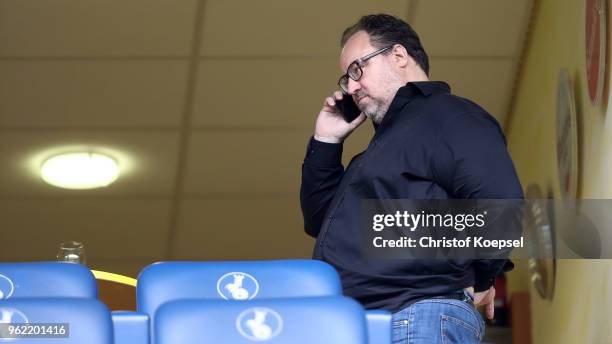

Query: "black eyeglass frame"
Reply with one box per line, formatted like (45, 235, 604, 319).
(337, 46, 393, 93)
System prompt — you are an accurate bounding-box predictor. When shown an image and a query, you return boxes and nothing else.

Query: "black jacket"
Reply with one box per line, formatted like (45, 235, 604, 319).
(300, 81, 523, 312)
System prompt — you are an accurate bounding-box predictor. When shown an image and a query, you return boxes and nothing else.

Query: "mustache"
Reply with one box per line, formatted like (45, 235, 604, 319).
(354, 91, 368, 98)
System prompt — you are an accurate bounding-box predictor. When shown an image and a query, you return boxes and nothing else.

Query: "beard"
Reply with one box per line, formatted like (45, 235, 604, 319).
(359, 95, 388, 124)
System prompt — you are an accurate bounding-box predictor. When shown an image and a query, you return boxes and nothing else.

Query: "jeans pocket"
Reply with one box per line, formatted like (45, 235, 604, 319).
(440, 314, 481, 344)
(392, 319, 409, 343)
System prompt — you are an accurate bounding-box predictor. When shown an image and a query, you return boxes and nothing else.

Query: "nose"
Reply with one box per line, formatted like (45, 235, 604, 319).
(347, 78, 361, 95)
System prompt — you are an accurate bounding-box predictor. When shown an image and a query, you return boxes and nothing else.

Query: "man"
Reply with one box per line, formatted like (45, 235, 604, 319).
(300, 14, 523, 343)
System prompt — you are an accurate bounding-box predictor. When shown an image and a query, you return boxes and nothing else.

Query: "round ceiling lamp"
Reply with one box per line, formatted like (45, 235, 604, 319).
(41, 152, 120, 189)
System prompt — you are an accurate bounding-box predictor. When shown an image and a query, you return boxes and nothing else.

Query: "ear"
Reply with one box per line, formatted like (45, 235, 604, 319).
(390, 44, 411, 68)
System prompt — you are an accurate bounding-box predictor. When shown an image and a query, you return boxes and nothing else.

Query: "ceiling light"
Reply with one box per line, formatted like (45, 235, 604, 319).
(41, 152, 120, 189)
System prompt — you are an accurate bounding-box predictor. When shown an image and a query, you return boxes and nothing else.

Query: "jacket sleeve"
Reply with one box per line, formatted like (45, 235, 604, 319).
(300, 137, 345, 238)
(431, 112, 524, 292)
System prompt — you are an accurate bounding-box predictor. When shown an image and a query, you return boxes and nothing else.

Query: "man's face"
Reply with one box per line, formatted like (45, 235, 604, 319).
(340, 31, 404, 124)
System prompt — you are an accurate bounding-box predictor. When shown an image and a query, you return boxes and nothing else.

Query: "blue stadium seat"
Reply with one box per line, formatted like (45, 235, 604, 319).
(365, 310, 392, 344)
(0, 298, 113, 344)
(0, 262, 97, 299)
(137, 260, 342, 318)
(112, 311, 150, 344)
(155, 296, 367, 344)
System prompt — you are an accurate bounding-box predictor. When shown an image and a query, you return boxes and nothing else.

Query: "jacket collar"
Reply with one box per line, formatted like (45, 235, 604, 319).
(374, 81, 451, 131)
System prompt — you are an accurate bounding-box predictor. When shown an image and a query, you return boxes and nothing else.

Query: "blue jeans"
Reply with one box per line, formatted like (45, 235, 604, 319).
(392, 290, 485, 343)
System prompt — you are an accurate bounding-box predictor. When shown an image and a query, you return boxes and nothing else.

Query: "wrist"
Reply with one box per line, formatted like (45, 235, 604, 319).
(314, 134, 342, 144)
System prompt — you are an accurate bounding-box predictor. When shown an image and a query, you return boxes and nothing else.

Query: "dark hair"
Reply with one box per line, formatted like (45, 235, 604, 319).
(341, 14, 429, 76)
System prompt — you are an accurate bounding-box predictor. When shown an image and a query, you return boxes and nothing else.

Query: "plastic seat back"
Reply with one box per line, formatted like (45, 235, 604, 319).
(155, 296, 367, 344)
(137, 260, 342, 318)
(112, 311, 149, 344)
(0, 262, 97, 299)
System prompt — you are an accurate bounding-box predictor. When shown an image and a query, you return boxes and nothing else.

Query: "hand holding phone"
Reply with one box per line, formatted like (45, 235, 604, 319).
(314, 91, 365, 143)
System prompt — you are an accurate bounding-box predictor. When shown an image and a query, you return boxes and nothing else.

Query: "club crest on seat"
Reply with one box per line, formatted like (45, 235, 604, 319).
(236, 307, 282, 341)
(216, 272, 259, 300)
(0, 275, 14, 300)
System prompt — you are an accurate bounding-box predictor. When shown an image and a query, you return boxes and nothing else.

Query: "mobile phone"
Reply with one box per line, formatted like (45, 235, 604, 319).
(335, 94, 361, 122)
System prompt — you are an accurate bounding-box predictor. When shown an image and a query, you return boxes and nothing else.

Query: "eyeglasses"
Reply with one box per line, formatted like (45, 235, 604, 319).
(338, 46, 392, 94)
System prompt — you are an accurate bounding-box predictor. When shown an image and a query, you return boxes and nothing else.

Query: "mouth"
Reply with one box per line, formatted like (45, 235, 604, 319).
(356, 95, 368, 103)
